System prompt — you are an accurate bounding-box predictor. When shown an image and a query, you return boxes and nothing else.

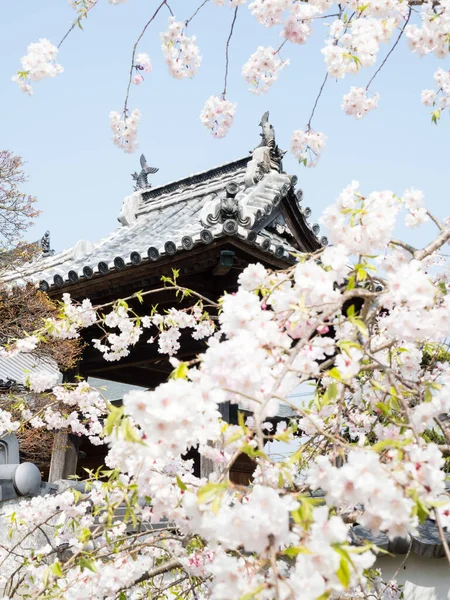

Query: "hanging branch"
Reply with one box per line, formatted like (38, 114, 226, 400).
(307, 73, 329, 130)
(222, 7, 239, 99)
(365, 7, 412, 91)
(185, 0, 210, 27)
(57, 1, 98, 49)
(123, 0, 169, 117)
(273, 39, 288, 55)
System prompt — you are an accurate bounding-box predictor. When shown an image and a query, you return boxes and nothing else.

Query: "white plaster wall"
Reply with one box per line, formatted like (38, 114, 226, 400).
(376, 554, 450, 600)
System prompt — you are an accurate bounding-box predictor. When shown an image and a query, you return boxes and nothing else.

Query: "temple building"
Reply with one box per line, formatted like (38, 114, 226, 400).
(3, 113, 323, 483)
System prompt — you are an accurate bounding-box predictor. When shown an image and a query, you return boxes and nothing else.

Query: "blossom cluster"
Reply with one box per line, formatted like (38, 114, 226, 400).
(132, 52, 152, 85)
(308, 445, 448, 540)
(320, 180, 400, 254)
(12, 38, 63, 96)
(242, 46, 289, 94)
(160, 18, 202, 80)
(281, 2, 317, 45)
(341, 86, 380, 119)
(406, 1, 450, 58)
(45, 293, 96, 339)
(109, 109, 141, 154)
(421, 68, 450, 124)
(291, 128, 327, 166)
(323, 15, 398, 79)
(200, 95, 237, 138)
(249, 0, 289, 27)
(91, 302, 214, 360)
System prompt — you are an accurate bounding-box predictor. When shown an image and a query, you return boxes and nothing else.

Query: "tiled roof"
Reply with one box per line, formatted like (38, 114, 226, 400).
(3, 156, 322, 292)
(0, 353, 61, 387)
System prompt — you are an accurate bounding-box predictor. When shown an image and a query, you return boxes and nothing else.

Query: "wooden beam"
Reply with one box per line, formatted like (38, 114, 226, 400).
(48, 371, 81, 483)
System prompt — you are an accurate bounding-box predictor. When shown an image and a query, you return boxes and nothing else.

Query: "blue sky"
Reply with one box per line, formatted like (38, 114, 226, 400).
(1, 0, 449, 254)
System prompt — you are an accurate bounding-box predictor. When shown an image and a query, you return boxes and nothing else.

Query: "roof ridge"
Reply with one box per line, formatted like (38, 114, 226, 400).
(141, 156, 250, 203)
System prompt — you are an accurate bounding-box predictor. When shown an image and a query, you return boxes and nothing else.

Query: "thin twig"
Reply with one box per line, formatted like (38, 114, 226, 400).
(435, 509, 450, 567)
(274, 39, 288, 55)
(222, 7, 239, 99)
(165, 1, 174, 16)
(365, 7, 412, 91)
(307, 73, 328, 129)
(123, 0, 169, 116)
(427, 210, 443, 231)
(186, 0, 210, 26)
(389, 239, 417, 254)
(57, 1, 98, 49)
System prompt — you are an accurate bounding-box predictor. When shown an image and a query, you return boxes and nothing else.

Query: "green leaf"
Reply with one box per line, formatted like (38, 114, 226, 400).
(239, 585, 266, 600)
(240, 443, 268, 459)
(52, 561, 63, 577)
(79, 557, 97, 573)
(197, 482, 227, 505)
(169, 361, 189, 380)
(375, 402, 390, 416)
(283, 546, 312, 558)
(350, 317, 368, 337)
(121, 418, 145, 445)
(328, 367, 342, 381)
(356, 266, 367, 282)
(431, 109, 441, 124)
(415, 497, 430, 524)
(336, 557, 351, 588)
(346, 304, 355, 317)
(103, 405, 124, 436)
(134, 290, 144, 304)
(238, 410, 247, 432)
(176, 475, 187, 491)
(371, 437, 413, 453)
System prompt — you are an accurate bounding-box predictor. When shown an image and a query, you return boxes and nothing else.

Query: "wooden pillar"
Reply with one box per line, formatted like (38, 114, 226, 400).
(48, 370, 81, 483)
(199, 452, 223, 480)
(199, 402, 238, 480)
(48, 433, 80, 482)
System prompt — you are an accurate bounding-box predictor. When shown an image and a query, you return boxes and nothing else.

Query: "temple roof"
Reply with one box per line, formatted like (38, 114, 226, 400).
(4, 136, 325, 293)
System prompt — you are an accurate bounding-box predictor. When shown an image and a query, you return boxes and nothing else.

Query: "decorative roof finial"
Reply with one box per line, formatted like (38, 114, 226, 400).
(40, 231, 54, 257)
(259, 111, 275, 148)
(131, 154, 159, 191)
(244, 111, 286, 187)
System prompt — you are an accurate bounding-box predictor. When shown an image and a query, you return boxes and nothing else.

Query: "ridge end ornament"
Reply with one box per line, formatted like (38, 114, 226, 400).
(244, 111, 287, 188)
(131, 154, 159, 190)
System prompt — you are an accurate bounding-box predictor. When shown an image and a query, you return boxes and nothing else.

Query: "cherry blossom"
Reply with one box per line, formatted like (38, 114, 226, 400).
(109, 109, 141, 154)
(342, 86, 380, 119)
(132, 52, 152, 85)
(12, 39, 63, 95)
(291, 128, 327, 166)
(160, 18, 202, 80)
(242, 46, 289, 94)
(135, 52, 152, 73)
(200, 96, 237, 138)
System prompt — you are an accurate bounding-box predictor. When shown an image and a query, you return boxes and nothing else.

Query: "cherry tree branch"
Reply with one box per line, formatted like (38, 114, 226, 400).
(307, 73, 328, 130)
(222, 7, 239, 99)
(186, 0, 210, 26)
(414, 226, 450, 260)
(58, 1, 98, 49)
(427, 210, 443, 231)
(365, 7, 412, 91)
(389, 239, 417, 254)
(133, 558, 182, 585)
(123, 0, 169, 116)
